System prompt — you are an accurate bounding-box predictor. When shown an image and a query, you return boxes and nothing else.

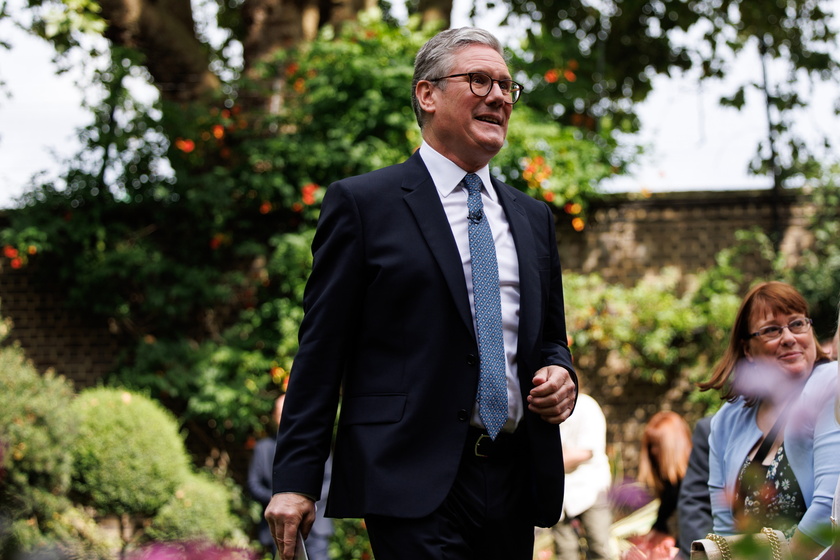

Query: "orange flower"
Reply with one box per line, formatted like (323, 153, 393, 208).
(572, 217, 585, 231)
(544, 69, 559, 83)
(210, 234, 224, 250)
(259, 201, 272, 214)
(292, 202, 303, 213)
(294, 78, 306, 93)
(285, 62, 300, 77)
(27, 245, 37, 255)
(301, 183, 319, 205)
(3, 245, 18, 259)
(564, 69, 577, 82)
(543, 191, 555, 202)
(212, 124, 225, 139)
(175, 138, 195, 153)
(10, 258, 22, 269)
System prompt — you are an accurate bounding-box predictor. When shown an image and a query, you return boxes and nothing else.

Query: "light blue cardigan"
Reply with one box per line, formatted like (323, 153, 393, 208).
(708, 360, 840, 546)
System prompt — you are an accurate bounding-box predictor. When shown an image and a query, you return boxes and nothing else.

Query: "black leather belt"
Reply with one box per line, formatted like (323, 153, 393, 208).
(466, 425, 523, 459)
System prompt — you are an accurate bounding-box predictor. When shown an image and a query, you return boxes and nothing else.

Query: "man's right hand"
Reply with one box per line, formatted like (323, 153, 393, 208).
(265, 492, 317, 560)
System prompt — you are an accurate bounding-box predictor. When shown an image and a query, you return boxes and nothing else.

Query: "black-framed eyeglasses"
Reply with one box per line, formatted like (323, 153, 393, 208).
(748, 317, 813, 341)
(429, 72, 523, 104)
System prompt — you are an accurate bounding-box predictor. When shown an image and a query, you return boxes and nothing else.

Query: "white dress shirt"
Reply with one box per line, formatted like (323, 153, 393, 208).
(419, 142, 523, 432)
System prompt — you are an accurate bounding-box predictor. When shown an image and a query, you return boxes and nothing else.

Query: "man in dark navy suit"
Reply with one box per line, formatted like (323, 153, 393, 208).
(265, 26, 577, 560)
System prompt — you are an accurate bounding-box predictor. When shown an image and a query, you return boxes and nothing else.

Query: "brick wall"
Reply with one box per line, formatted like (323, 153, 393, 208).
(0, 261, 122, 386)
(557, 188, 811, 284)
(0, 188, 816, 478)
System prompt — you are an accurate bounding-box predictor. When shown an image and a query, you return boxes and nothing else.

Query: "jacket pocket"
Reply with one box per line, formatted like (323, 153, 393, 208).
(340, 394, 407, 425)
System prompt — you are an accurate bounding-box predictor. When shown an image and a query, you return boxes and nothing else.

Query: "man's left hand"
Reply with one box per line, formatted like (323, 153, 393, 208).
(528, 365, 576, 423)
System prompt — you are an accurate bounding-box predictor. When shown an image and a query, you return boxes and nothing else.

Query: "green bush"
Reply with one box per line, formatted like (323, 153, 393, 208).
(0, 344, 114, 559)
(69, 388, 191, 516)
(0, 346, 77, 504)
(564, 267, 741, 384)
(330, 518, 373, 560)
(146, 472, 244, 544)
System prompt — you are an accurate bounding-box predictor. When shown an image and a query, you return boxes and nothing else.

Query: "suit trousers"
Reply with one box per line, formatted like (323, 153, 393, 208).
(365, 427, 535, 560)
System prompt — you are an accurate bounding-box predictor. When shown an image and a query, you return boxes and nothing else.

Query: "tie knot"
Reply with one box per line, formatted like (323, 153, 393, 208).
(464, 173, 483, 196)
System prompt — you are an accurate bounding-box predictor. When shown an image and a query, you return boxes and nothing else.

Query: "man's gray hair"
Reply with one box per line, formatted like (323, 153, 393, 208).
(411, 27, 506, 129)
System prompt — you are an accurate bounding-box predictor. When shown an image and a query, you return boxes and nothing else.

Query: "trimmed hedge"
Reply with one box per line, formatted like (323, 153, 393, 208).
(147, 472, 242, 543)
(1, 348, 252, 557)
(0, 345, 114, 558)
(70, 388, 191, 516)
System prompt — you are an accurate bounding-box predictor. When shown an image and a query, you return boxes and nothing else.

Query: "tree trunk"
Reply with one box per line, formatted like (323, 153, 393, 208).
(98, 0, 220, 103)
(418, 0, 452, 29)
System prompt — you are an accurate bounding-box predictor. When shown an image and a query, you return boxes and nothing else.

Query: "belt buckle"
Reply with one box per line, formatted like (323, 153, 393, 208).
(474, 433, 491, 458)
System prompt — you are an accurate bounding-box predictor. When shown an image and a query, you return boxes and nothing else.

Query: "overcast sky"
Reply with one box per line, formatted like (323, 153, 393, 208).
(1, 0, 838, 209)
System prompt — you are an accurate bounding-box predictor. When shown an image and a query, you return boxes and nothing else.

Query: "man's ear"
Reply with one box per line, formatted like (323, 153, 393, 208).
(415, 80, 437, 114)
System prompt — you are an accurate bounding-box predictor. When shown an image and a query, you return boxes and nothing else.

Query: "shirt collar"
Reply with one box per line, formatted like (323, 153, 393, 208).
(419, 141, 495, 201)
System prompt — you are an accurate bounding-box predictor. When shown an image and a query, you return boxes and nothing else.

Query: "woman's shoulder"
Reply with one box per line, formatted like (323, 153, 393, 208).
(801, 360, 838, 401)
(807, 360, 838, 386)
(710, 398, 754, 433)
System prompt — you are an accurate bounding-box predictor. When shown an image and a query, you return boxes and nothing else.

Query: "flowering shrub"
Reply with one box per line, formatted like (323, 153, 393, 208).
(125, 541, 256, 560)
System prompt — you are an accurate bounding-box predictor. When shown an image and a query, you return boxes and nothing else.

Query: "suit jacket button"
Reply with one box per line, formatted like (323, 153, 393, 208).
(466, 354, 478, 366)
(457, 410, 469, 421)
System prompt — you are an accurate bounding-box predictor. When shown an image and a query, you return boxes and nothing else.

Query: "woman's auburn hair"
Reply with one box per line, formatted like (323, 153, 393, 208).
(637, 410, 693, 495)
(698, 281, 829, 403)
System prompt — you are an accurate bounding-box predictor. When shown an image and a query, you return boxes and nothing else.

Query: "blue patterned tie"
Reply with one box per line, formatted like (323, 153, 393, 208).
(464, 173, 508, 440)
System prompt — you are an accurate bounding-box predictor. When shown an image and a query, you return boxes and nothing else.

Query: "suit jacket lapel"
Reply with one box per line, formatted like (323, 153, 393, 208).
(401, 154, 475, 337)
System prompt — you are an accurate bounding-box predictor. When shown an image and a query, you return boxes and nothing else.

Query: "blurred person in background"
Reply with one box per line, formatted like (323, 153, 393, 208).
(700, 281, 840, 559)
(552, 392, 613, 560)
(627, 411, 693, 560)
(248, 395, 332, 560)
(676, 416, 713, 560)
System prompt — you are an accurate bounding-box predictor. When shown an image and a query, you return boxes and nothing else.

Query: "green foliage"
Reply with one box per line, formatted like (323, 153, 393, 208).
(329, 519, 373, 560)
(70, 388, 191, 516)
(0, 347, 77, 504)
(0, 358, 251, 556)
(700, 168, 840, 338)
(494, 104, 611, 214)
(563, 267, 741, 389)
(247, 15, 426, 186)
(146, 472, 245, 543)
(785, 169, 840, 333)
(506, 0, 839, 187)
(0, 345, 117, 559)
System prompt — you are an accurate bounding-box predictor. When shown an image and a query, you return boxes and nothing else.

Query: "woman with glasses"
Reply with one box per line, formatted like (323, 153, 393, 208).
(699, 281, 840, 559)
